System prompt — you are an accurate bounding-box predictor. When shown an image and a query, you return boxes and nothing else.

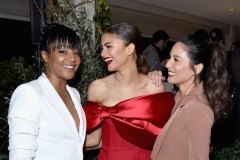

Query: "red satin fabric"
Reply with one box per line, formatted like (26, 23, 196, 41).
(99, 119, 152, 160)
(84, 92, 175, 150)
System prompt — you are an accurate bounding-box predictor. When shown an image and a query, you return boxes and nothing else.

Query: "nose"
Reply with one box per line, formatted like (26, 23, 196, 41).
(100, 48, 105, 58)
(67, 51, 76, 61)
(165, 58, 171, 69)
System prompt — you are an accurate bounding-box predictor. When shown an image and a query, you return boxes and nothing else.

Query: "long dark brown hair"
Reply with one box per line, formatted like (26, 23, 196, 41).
(178, 34, 231, 121)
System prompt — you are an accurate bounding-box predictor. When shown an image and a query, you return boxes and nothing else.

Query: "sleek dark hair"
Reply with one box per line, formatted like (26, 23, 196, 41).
(103, 21, 149, 74)
(41, 24, 81, 55)
(178, 34, 231, 121)
(209, 28, 223, 43)
(194, 29, 209, 42)
(152, 30, 169, 43)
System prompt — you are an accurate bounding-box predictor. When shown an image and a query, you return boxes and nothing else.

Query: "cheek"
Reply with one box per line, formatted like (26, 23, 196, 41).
(174, 64, 191, 76)
(75, 56, 81, 67)
(180, 67, 193, 80)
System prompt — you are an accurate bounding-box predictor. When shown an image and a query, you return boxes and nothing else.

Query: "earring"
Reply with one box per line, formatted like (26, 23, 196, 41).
(41, 63, 50, 77)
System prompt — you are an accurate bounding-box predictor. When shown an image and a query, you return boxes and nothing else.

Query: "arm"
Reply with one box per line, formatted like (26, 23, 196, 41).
(84, 128, 102, 150)
(85, 140, 102, 151)
(84, 80, 104, 149)
(8, 84, 40, 160)
(187, 104, 214, 160)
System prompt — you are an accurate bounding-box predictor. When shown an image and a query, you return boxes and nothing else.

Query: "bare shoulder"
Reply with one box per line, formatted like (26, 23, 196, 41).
(88, 78, 104, 101)
(141, 74, 165, 94)
(88, 75, 113, 101)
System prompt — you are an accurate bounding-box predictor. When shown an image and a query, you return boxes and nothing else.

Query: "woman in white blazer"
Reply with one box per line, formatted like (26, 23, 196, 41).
(8, 24, 86, 160)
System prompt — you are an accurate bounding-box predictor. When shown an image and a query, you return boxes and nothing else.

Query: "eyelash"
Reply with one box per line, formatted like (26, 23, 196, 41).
(101, 46, 112, 51)
(59, 50, 67, 54)
(59, 50, 80, 56)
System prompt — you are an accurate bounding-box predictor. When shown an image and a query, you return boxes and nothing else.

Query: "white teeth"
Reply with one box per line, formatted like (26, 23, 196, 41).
(64, 65, 74, 69)
(105, 58, 113, 62)
(168, 71, 176, 76)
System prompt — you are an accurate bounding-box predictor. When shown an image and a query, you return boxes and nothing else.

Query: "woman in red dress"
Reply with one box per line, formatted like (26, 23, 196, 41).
(83, 22, 174, 160)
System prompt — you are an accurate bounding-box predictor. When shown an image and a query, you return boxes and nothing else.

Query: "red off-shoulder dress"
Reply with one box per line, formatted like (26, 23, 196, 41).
(83, 92, 174, 160)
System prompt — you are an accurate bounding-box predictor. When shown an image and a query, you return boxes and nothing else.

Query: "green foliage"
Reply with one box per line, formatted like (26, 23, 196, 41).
(0, 154, 8, 160)
(213, 139, 240, 160)
(93, 0, 113, 60)
(0, 0, 113, 158)
(94, 0, 113, 42)
(0, 56, 38, 156)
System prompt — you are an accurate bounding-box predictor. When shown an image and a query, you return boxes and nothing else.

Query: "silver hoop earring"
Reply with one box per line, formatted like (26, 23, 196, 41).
(41, 63, 50, 77)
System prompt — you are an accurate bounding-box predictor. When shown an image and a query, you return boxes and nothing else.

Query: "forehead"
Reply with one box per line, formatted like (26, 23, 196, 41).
(170, 42, 188, 57)
(49, 40, 79, 52)
(101, 33, 121, 42)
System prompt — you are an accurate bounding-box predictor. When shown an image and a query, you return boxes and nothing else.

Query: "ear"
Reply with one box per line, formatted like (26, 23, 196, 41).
(127, 43, 135, 56)
(158, 39, 164, 45)
(194, 63, 203, 75)
(41, 51, 49, 63)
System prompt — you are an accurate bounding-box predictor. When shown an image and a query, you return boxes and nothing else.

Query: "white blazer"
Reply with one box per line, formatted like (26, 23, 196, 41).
(8, 74, 86, 160)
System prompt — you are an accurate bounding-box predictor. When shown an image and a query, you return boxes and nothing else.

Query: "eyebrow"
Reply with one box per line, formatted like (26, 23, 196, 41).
(103, 42, 112, 46)
(172, 55, 183, 59)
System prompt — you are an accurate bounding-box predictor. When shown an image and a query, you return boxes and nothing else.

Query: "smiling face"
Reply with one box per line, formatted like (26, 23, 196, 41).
(101, 33, 133, 72)
(41, 44, 81, 81)
(166, 42, 196, 89)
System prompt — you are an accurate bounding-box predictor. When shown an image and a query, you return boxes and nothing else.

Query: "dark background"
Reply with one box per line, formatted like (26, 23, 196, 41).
(0, 18, 38, 64)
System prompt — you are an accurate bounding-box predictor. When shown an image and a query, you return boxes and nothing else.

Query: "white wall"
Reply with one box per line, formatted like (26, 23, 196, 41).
(0, 0, 30, 21)
(1, 0, 240, 48)
(107, 0, 240, 49)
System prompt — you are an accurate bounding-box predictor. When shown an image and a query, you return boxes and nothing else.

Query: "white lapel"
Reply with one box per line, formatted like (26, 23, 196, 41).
(66, 85, 86, 144)
(38, 74, 81, 143)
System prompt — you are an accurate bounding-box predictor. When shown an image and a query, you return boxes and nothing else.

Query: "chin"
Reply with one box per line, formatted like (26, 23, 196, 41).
(167, 77, 177, 84)
(64, 74, 75, 80)
(107, 67, 115, 72)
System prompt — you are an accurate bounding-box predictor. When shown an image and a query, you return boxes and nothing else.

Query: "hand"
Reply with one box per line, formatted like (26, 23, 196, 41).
(148, 70, 165, 87)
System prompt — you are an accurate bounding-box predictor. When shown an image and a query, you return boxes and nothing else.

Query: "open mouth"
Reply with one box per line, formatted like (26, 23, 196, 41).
(104, 57, 113, 65)
(168, 71, 176, 77)
(63, 65, 74, 69)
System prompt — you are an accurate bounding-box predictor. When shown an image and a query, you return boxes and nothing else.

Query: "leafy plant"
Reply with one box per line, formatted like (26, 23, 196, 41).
(0, 56, 38, 157)
(0, 0, 113, 158)
(94, 0, 113, 45)
(213, 139, 240, 160)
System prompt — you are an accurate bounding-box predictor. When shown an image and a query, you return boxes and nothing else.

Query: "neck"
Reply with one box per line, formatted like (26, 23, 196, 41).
(114, 69, 141, 87)
(47, 75, 68, 94)
(153, 43, 162, 51)
(179, 80, 200, 97)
